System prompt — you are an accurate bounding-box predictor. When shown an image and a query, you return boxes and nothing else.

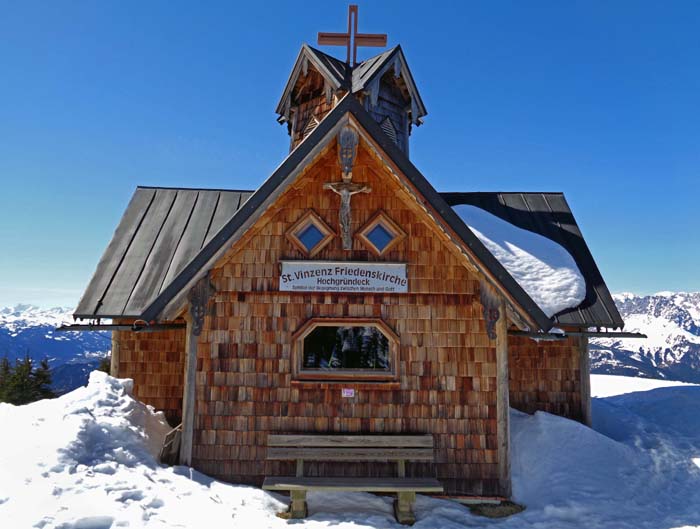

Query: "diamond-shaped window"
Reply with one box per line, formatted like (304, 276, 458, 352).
(286, 210, 335, 256)
(297, 224, 325, 251)
(366, 223, 395, 253)
(358, 211, 406, 256)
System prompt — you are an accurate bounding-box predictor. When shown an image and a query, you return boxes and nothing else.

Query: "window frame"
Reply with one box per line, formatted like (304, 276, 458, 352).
(285, 210, 336, 257)
(357, 210, 407, 256)
(291, 318, 400, 382)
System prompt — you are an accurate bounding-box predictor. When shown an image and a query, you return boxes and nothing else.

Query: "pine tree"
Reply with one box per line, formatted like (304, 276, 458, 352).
(0, 355, 56, 404)
(9, 356, 35, 405)
(97, 356, 111, 374)
(0, 357, 11, 402)
(32, 358, 55, 400)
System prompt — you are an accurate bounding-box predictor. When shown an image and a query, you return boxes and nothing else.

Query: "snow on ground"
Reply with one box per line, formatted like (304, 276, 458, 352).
(591, 373, 699, 397)
(452, 205, 586, 316)
(1, 373, 700, 528)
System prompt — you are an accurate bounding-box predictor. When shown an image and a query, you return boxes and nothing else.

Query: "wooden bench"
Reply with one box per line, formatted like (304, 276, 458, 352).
(262, 434, 443, 524)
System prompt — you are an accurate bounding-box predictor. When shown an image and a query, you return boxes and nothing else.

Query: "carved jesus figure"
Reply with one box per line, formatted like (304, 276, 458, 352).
(323, 181, 371, 250)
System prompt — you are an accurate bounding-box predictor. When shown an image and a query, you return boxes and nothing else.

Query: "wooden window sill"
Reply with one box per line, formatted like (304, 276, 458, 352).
(291, 380, 401, 390)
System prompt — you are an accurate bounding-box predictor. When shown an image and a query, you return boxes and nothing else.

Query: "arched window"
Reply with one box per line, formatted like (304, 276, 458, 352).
(292, 318, 399, 381)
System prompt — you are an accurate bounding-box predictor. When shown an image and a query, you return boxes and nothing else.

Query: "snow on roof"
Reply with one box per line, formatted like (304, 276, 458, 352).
(452, 205, 586, 317)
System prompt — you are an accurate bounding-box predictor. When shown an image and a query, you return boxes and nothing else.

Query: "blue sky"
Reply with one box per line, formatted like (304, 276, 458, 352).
(1, 1, 699, 307)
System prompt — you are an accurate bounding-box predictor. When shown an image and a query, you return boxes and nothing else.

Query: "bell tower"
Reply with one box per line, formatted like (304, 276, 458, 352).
(275, 5, 427, 156)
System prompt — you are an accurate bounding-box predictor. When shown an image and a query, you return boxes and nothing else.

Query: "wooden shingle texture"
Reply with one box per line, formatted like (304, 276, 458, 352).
(191, 141, 503, 496)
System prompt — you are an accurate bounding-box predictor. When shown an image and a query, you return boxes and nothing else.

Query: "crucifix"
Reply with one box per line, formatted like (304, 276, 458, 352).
(318, 5, 388, 66)
(324, 125, 371, 250)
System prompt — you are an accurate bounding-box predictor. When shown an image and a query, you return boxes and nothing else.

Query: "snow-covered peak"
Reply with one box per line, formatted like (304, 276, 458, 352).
(452, 204, 586, 317)
(590, 292, 700, 382)
(0, 304, 76, 332)
(612, 292, 637, 302)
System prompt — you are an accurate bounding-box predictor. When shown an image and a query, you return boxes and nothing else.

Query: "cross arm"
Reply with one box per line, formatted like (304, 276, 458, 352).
(318, 33, 351, 46)
(354, 34, 387, 47)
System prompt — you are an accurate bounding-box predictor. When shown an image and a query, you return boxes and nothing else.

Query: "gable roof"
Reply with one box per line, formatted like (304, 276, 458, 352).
(74, 188, 253, 319)
(441, 192, 624, 329)
(124, 95, 551, 329)
(76, 95, 619, 331)
(276, 45, 427, 125)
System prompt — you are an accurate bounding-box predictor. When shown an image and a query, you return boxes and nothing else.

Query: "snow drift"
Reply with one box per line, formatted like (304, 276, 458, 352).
(1, 372, 700, 528)
(452, 205, 586, 316)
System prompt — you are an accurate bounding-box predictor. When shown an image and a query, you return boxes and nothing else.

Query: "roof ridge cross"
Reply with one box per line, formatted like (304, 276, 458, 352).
(318, 5, 387, 66)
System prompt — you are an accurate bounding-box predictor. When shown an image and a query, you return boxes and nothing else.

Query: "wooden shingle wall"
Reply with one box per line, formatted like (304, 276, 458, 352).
(112, 325, 185, 426)
(508, 334, 583, 421)
(191, 142, 504, 496)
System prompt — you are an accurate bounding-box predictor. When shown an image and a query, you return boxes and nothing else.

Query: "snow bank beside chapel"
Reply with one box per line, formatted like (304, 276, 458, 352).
(2, 372, 700, 528)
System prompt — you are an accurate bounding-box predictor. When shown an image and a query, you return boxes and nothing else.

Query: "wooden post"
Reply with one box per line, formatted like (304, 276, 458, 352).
(394, 491, 416, 525)
(179, 311, 197, 466)
(495, 297, 512, 498)
(179, 273, 215, 466)
(579, 335, 592, 426)
(110, 328, 120, 378)
(289, 490, 308, 519)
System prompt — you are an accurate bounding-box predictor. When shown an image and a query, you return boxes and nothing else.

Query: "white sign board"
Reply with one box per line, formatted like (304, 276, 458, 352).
(280, 261, 408, 293)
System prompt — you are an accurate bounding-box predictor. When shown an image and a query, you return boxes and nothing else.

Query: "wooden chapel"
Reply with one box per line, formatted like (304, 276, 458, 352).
(67, 5, 630, 519)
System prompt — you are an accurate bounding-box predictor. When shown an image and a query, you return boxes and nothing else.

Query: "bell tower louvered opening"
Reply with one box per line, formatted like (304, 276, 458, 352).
(302, 117, 320, 140)
(380, 117, 398, 145)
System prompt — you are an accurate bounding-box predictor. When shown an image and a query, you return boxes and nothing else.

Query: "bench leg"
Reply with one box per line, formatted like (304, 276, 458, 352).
(289, 490, 308, 519)
(394, 491, 416, 525)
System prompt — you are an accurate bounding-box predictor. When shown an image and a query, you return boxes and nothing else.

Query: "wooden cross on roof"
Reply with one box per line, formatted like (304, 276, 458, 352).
(318, 5, 388, 66)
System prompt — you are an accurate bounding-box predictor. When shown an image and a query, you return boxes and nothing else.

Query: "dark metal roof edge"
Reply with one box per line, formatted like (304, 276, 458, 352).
(555, 194, 624, 328)
(140, 95, 359, 322)
(72, 313, 141, 320)
(441, 191, 566, 197)
(136, 185, 254, 193)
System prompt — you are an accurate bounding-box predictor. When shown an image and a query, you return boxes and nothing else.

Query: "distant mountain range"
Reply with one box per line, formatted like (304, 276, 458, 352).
(1, 294, 699, 395)
(589, 292, 700, 382)
(0, 305, 110, 394)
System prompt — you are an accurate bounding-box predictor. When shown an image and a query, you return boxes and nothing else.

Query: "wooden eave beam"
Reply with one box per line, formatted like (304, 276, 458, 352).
(55, 323, 186, 332)
(509, 330, 647, 340)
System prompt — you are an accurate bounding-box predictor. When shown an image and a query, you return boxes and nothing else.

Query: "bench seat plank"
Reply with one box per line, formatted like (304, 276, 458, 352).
(267, 435, 434, 448)
(267, 447, 434, 461)
(263, 476, 444, 493)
